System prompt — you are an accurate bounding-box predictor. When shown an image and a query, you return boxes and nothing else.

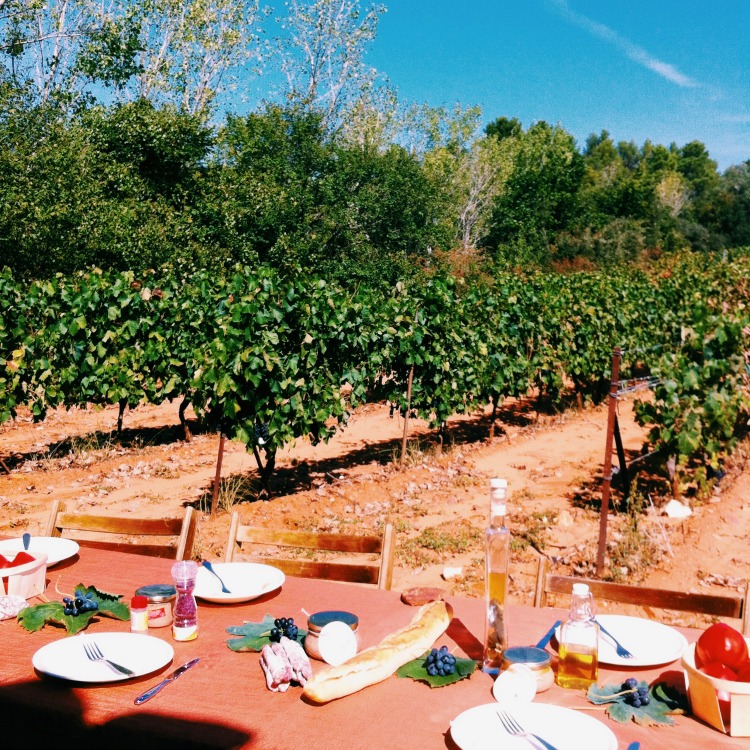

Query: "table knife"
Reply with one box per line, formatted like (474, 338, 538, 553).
(535, 620, 562, 650)
(134, 658, 199, 705)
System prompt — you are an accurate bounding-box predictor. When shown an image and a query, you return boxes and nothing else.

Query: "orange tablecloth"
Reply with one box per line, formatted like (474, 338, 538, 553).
(1, 547, 747, 749)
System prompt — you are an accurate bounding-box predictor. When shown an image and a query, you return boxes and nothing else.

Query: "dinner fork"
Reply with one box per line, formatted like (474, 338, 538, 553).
(594, 619, 634, 659)
(82, 640, 135, 676)
(496, 710, 560, 750)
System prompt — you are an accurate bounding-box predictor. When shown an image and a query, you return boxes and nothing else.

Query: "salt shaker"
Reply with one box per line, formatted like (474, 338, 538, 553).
(171, 560, 198, 641)
(130, 595, 149, 633)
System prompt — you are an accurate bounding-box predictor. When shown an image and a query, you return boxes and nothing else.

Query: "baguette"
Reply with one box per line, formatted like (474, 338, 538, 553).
(302, 599, 453, 703)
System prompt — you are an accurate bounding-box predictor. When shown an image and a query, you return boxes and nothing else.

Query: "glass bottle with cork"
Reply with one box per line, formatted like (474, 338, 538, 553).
(556, 582, 599, 688)
(483, 477, 510, 674)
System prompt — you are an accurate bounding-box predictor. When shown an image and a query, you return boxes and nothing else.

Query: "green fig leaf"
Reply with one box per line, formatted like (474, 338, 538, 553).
(586, 681, 687, 726)
(396, 651, 477, 687)
(17, 584, 129, 634)
(226, 614, 306, 652)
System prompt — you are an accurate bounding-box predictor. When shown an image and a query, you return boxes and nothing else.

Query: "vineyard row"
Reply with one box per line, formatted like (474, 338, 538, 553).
(2, 251, 749, 489)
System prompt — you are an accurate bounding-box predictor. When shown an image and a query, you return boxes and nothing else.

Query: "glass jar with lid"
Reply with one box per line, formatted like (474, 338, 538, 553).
(501, 646, 554, 693)
(304, 610, 359, 662)
(135, 584, 177, 628)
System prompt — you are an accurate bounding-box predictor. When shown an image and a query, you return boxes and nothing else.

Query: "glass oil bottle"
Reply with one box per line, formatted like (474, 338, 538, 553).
(483, 478, 510, 674)
(556, 582, 599, 688)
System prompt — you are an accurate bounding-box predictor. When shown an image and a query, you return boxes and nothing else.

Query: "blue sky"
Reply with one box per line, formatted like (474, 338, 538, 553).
(366, 0, 750, 171)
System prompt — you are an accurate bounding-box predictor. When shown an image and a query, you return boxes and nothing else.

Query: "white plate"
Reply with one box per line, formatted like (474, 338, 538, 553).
(451, 701, 617, 750)
(33, 632, 174, 683)
(0, 537, 79, 567)
(194, 562, 285, 603)
(555, 614, 688, 667)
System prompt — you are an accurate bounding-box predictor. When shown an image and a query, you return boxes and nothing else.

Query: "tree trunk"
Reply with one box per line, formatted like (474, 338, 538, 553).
(179, 398, 192, 442)
(117, 399, 127, 436)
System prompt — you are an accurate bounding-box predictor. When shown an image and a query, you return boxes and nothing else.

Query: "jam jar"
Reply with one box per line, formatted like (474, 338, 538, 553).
(135, 584, 177, 628)
(304, 610, 360, 662)
(501, 646, 554, 693)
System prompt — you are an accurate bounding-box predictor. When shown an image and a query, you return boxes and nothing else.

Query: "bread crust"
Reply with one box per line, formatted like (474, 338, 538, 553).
(302, 599, 453, 703)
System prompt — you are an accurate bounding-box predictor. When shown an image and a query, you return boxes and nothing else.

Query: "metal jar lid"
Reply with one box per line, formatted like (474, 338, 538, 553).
(502, 646, 552, 672)
(136, 584, 177, 603)
(307, 610, 359, 634)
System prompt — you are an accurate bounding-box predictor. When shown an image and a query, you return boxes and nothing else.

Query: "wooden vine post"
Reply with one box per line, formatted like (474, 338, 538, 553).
(210, 425, 226, 521)
(400, 307, 419, 465)
(596, 347, 622, 574)
(400, 364, 414, 464)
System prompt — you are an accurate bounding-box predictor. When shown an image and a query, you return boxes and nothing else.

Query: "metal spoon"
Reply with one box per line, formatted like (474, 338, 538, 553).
(22, 533, 31, 551)
(202, 560, 231, 594)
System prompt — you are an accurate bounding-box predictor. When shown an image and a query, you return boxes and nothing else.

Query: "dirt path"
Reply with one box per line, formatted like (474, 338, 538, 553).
(1, 397, 748, 629)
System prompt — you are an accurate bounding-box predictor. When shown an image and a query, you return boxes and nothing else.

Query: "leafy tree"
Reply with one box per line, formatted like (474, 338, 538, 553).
(0, 0, 266, 116)
(0, 0, 95, 108)
(486, 121, 585, 266)
(217, 104, 442, 286)
(485, 116, 522, 141)
(0, 98, 222, 275)
(103, 0, 267, 115)
(716, 161, 750, 246)
(275, 0, 386, 132)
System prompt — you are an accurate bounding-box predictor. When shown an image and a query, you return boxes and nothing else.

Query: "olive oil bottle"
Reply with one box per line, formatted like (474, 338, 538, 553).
(557, 582, 599, 689)
(483, 478, 510, 674)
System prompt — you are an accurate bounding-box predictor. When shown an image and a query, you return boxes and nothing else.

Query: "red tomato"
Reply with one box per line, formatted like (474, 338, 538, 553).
(10, 551, 35, 566)
(695, 623, 749, 671)
(700, 661, 738, 681)
(736, 661, 750, 683)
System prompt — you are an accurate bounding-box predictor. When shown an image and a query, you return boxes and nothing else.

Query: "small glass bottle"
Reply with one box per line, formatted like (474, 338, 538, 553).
(171, 560, 198, 642)
(130, 595, 149, 633)
(556, 582, 599, 689)
(483, 478, 510, 674)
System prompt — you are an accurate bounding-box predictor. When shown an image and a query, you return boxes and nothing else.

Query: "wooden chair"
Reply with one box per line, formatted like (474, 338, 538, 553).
(44, 500, 197, 560)
(224, 511, 396, 590)
(534, 556, 749, 635)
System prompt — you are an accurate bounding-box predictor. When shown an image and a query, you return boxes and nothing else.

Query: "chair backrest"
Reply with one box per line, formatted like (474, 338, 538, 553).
(534, 556, 749, 635)
(44, 499, 197, 561)
(224, 511, 396, 590)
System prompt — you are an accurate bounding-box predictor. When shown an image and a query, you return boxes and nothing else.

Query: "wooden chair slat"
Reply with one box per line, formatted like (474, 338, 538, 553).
(44, 500, 196, 561)
(535, 556, 749, 635)
(55, 514, 185, 536)
(238, 555, 380, 585)
(234, 527, 383, 554)
(225, 511, 395, 590)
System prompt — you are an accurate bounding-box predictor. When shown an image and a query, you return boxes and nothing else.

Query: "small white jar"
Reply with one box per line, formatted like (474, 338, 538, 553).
(501, 646, 554, 693)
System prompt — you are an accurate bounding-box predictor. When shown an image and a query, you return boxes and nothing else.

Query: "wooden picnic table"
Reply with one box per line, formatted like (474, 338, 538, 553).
(1, 546, 747, 749)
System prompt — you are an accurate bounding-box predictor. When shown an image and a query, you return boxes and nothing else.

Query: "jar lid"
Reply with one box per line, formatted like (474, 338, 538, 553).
(136, 584, 177, 602)
(131, 595, 148, 608)
(502, 646, 552, 671)
(307, 610, 359, 634)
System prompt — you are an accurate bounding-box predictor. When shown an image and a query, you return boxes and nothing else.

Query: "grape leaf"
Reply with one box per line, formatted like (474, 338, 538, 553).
(17, 584, 130, 634)
(226, 614, 307, 652)
(587, 681, 687, 726)
(396, 651, 477, 688)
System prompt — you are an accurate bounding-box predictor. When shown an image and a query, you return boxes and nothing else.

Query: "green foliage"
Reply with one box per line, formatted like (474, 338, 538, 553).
(634, 304, 750, 482)
(397, 652, 477, 687)
(487, 121, 585, 267)
(2, 248, 750, 495)
(225, 614, 307, 652)
(18, 585, 130, 634)
(587, 681, 688, 726)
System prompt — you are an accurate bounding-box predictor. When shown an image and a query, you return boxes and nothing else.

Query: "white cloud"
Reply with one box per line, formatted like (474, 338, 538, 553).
(548, 0, 700, 88)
